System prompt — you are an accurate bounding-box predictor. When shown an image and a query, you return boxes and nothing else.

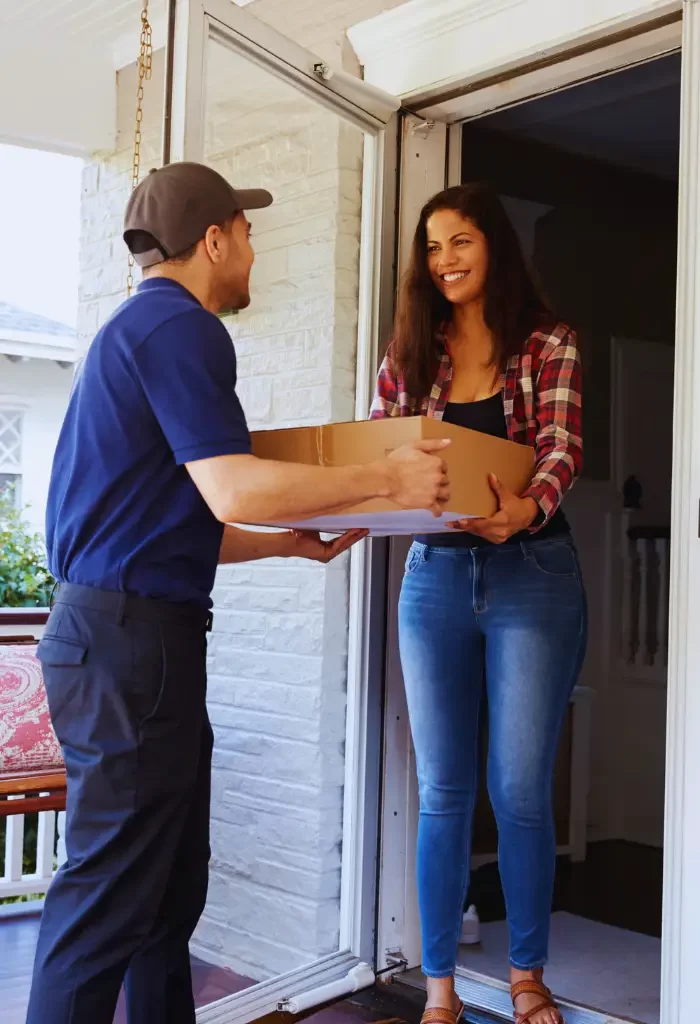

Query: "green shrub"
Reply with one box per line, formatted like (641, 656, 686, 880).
(0, 488, 54, 608)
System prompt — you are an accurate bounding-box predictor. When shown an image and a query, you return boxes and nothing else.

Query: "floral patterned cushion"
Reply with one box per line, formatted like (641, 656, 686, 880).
(0, 644, 64, 775)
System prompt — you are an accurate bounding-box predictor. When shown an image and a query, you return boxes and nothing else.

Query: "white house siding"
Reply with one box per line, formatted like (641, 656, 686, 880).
(77, 0, 403, 982)
(0, 356, 73, 537)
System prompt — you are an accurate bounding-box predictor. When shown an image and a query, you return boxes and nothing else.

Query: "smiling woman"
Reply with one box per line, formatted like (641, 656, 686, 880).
(392, 183, 549, 403)
(370, 182, 585, 1024)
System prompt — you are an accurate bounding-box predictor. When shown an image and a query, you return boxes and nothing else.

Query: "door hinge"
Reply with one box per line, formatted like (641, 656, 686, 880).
(384, 948, 409, 970)
(410, 118, 436, 139)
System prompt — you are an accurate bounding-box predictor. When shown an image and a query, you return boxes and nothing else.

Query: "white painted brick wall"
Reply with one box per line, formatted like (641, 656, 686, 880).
(77, 0, 400, 983)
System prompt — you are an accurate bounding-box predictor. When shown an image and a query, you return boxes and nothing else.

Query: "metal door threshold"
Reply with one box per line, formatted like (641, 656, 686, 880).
(396, 967, 641, 1024)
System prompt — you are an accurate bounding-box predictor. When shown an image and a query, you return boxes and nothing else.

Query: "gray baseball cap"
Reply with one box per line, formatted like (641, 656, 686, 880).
(123, 161, 273, 268)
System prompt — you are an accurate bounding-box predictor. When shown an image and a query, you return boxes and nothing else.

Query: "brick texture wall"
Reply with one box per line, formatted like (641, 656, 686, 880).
(77, 0, 402, 983)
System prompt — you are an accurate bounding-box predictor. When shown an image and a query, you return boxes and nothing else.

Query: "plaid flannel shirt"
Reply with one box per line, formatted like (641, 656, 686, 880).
(370, 321, 583, 528)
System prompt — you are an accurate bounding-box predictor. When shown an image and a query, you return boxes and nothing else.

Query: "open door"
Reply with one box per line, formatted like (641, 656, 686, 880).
(164, 3, 402, 1022)
(376, 7, 700, 1024)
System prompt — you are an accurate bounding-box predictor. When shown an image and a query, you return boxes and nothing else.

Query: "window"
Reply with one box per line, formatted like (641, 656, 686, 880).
(0, 409, 23, 507)
(0, 472, 20, 502)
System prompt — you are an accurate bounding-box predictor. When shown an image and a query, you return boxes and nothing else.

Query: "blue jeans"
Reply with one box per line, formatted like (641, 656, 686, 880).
(398, 535, 587, 977)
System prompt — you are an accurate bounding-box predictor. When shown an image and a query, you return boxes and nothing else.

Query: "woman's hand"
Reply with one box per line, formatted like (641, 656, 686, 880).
(285, 528, 369, 563)
(447, 474, 539, 544)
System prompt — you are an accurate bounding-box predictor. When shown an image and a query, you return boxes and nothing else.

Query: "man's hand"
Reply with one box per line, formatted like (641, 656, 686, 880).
(286, 529, 369, 563)
(219, 525, 367, 564)
(383, 440, 451, 518)
(447, 473, 539, 543)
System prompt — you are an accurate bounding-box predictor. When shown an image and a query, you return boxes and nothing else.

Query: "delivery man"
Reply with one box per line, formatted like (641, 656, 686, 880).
(26, 161, 450, 1024)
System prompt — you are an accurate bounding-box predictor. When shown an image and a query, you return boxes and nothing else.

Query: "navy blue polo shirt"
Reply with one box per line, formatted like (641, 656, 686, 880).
(46, 278, 251, 607)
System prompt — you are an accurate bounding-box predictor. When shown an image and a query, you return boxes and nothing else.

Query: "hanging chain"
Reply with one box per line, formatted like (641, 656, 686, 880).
(127, 1, 154, 296)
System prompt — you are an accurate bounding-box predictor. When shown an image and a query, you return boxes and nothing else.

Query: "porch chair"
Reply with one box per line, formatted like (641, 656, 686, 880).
(0, 637, 66, 817)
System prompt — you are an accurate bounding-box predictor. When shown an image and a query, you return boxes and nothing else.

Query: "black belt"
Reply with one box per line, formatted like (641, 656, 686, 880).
(54, 583, 213, 631)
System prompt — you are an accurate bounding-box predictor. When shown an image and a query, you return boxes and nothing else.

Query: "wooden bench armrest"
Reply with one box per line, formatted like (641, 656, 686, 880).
(0, 794, 66, 816)
(0, 770, 67, 796)
(0, 770, 67, 816)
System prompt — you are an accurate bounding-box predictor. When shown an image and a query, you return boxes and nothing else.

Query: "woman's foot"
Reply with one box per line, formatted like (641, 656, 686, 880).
(424, 976, 464, 1017)
(510, 967, 562, 1024)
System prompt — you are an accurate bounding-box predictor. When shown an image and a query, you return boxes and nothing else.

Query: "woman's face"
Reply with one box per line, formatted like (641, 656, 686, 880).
(425, 209, 489, 307)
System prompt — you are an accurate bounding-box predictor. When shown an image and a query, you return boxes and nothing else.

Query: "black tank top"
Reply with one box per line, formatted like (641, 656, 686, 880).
(416, 394, 570, 548)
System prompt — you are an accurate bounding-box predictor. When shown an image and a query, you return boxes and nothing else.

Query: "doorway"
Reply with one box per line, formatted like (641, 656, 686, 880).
(387, 51, 680, 1024)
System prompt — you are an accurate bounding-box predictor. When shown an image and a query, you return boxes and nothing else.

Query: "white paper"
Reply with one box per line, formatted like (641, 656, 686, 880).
(257, 510, 477, 537)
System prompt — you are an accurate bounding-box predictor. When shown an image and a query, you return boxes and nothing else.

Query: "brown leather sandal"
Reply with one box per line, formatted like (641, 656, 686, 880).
(511, 975, 563, 1024)
(421, 1000, 465, 1024)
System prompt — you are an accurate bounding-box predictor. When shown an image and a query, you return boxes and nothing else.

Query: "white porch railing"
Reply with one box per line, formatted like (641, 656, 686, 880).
(0, 800, 63, 900)
(620, 525, 670, 682)
(0, 609, 60, 902)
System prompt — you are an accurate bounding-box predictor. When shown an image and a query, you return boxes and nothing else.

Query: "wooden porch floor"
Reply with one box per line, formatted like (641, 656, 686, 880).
(0, 909, 325, 1023)
(0, 906, 494, 1024)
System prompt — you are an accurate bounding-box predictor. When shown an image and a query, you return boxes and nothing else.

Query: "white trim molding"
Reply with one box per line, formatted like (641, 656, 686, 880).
(423, 18, 681, 123)
(348, 0, 681, 110)
(0, 331, 77, 364)
(376, 116, 449, 980)
(661, 5, 700, 1022)
(355, 0, 526, 53)
(397, 117, 447, 277)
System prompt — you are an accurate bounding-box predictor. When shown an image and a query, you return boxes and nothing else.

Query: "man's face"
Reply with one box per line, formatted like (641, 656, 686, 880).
(213, 212, 255, 314)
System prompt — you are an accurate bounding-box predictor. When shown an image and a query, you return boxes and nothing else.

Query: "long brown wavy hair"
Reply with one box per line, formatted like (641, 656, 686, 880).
(392, 183, 551, 401)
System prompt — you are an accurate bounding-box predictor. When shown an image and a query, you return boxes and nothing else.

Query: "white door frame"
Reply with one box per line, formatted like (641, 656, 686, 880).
(376, 115, 449, 981)
(376, 8, 700, 1024)
(166, 3, 401, 1020)
(660, 6, 700, 1021)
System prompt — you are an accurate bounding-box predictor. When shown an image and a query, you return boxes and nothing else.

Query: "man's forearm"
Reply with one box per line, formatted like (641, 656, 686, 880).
(190, 455, 391, 525)
(218, 525, 293, 564)
(188, 439, 450, 526)
(231, 460, 390, 522)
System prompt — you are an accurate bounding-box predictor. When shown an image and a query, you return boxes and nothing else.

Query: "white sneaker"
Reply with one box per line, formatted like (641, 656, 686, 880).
(459, 905, 480, 945)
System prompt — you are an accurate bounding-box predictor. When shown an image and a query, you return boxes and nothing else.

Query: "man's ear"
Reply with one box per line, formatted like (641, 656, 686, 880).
(203, 224, 224, 262)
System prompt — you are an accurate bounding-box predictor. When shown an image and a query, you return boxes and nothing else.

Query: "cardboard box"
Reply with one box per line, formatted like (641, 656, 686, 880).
(249, 416, 535, 536)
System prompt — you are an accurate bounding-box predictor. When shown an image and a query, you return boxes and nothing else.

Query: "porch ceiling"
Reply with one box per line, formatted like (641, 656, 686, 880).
(3, 0, 166, 51)
(0, 0, 254, 157)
